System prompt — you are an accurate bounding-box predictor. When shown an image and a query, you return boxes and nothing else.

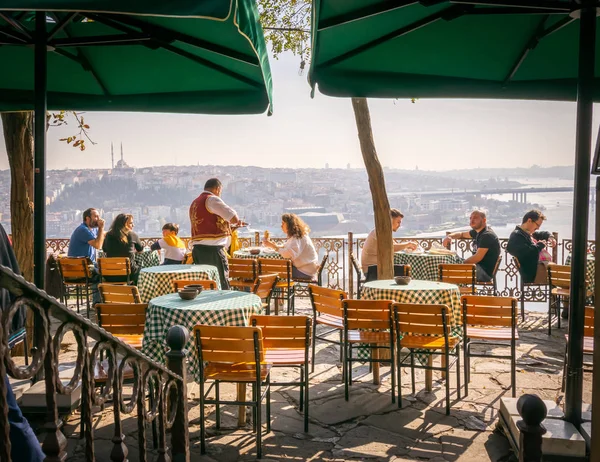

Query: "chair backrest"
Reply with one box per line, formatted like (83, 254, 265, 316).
(228, 258, 257, 280)
(96, 303, 147, 334)
(99, 284, 142, 304)
(461, 295, 517, 329)
(172, 279, 217, 291)
(439, 264, 475, 288)
(584, 306, 594, 337)
(349, 253, 362, 279)
(58, 257, 91, 281)
(252, 273, 278, 300)
(98, 257, 131, 277)
(193, 325, 264, 364)
(250, 315, 311, 350)
(393, 303, 450, 337)
(547, 264, 571, 289)
(342, 299, 393, 331)
(491, 254, 502, 277)
(258, 258, 292, 280)
(308, 284, 347, 318)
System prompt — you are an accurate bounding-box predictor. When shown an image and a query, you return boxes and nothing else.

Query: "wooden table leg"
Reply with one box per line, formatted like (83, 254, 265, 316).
(425, 356, 433, 392)
(372, 346, 380, 385)
(237, 383, 246, 427)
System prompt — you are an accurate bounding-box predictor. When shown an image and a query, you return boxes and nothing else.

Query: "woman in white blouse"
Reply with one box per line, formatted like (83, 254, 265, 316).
(262, 213, 319, 279)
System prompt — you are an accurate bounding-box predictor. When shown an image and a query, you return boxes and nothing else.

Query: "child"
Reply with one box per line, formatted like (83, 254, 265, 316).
(150, 223, 186, 265)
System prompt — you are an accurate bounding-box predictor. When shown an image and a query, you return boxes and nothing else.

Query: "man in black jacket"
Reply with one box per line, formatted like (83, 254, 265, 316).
(507, 210, 555, 284)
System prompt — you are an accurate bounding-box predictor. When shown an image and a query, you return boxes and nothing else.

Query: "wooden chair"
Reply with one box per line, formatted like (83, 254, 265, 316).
(95, 303, 147, 350)
(98, 284, 141, 304)
(251, 273, 279, 315)
(97, 257, 132, 285)
(228, 258, 257, 291)
(193, 325, 271, 458)
(58, 257, 93, 317)
(547, 263, 570, 335)
(393, 303, 461, 415)
(475, 255, 503, 295)
(292, 254, 328, 286)
(342, 299, 395, 404)
(251, 314, 311, 432)
(308, 284, 347, 374)
(513, 256, 548, 322)
(562, 306, 594, 392)
(439, 264, 476, 295)
(258, 258, 296, 315)
(461, 295, 518, 398)
(172, 279, 217, 292)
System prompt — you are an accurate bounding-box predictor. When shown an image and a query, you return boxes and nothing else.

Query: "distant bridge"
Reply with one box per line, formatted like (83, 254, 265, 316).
(389, 186, 581, 203)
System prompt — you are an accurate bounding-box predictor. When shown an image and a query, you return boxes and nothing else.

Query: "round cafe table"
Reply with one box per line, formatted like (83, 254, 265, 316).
(362, 279, 462, 390)
(142, 290, 262, 382)
(137, 264, 221, 303)
(233, 248, 284, 260)
(394, 251, 464, 281)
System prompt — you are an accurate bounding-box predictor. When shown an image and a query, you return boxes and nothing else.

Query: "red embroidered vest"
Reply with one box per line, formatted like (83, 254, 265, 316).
(190, 192, 231, 240)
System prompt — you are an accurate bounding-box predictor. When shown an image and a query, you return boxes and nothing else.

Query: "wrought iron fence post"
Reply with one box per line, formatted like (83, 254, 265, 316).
(516, 394, 546, 462)
(347, 232, 354, 298)
(166, 326, 190, 462)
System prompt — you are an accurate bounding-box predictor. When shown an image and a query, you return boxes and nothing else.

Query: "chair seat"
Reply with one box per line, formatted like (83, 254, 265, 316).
(204, 362, 271, 382)
(315, 313, 344, 329)
(565, 334, 594, 354)
(114, 334, 144, 350)
(275, 281, 296, 289)
(347, 330, 391, 344)
(399, 335, 460, 350)
(265, 349, 307, 365)
(552, 288, 570, 297)
(467, 327, 519, 341)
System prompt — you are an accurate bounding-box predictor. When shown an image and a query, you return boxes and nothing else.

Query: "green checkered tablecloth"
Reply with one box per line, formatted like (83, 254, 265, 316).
(362, 280, 462, 364)
(138, 264, 221, 303)
(565, 254, 595, 293)
(142, 290, 263, 382)
(394, 251, 464, 281)
(233, 248, 283, 260)
(134, 250, 160, 268)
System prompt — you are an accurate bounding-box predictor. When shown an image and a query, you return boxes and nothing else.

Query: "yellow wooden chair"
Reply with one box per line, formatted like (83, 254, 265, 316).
(95, 303, 147, 350)
(228, 258, 257, 291)
(172, 279, 217, 292)
(58, 257, 93, 317)
(251, 273, 279, 315)
(258, 258, 296, 315)
(98, 284, 141, 304)
(439, 263, 476, 295)
(97, 257, 132, 285)
(547, 263, 570, 334)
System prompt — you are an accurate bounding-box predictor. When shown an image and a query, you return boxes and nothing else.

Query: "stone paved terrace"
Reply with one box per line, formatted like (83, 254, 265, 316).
(21, 299, 592, 462)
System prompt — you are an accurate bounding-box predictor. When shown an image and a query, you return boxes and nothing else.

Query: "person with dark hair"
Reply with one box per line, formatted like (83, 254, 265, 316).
(361, 209, 419, 277)
(150, 223, 186, 265)
(507, 209, 555, 283)
(0, 223, 45, 462)
(262, 214, 319, 279)
(189, 178, 245, 289)
(443, 210, 500, 282)
(67, 207, 105, 263)
(102, 214, 143, 284)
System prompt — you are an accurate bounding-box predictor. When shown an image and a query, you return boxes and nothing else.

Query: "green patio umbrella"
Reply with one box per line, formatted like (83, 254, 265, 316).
(0, 0, 273, 291)
(309, 0, 597, 432)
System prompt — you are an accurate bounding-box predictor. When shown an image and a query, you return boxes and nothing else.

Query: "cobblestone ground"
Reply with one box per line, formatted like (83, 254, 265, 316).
(31, 298, 591, 462)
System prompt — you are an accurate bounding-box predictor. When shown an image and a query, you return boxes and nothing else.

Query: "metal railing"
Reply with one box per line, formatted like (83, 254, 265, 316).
(0, 265, 190, 461)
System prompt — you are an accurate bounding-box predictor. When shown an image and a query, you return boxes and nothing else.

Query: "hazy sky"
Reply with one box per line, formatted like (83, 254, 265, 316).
(0, 51, 598, 172)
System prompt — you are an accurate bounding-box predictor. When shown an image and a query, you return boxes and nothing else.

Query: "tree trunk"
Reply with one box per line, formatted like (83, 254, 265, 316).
(2, 111, 34, 356)
(351, 97, 393, 280)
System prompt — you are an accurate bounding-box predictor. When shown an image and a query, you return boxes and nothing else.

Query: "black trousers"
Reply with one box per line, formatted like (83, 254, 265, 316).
(192, 244, 230, 290)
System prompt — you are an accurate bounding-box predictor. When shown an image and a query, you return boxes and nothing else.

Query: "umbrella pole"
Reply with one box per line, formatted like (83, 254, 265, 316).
(33, 11, 47, 289)
(564, 0, 596, 427)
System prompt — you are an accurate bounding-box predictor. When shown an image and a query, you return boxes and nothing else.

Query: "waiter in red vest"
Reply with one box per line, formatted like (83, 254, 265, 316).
(189, 178, 245, 290)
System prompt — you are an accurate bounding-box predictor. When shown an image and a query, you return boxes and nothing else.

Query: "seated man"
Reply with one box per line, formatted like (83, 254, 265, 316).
(507, 209, 555, 284)
(443, 210, 500, 282)
(67, 208, 105, 304)
(361, 208, 418, 281)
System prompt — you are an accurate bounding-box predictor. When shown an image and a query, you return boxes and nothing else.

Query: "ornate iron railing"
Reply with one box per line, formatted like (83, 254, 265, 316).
(560, 238, 595, 263)
(0, 265, 190, 461)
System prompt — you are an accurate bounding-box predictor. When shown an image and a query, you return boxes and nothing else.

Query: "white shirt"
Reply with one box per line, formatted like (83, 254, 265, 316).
(191, 192, 238, 247)
(278, 235, 319, 278)
(361, 229, 378, 274)
(156, 238, 186, 261)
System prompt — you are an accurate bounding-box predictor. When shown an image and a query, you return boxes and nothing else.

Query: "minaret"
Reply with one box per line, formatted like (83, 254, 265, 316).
(120, 142, 124, 162)
(111, 142, 114, 169)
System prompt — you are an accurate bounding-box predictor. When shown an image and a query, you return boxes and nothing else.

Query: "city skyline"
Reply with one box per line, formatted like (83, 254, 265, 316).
(0, 52, 599, 172)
